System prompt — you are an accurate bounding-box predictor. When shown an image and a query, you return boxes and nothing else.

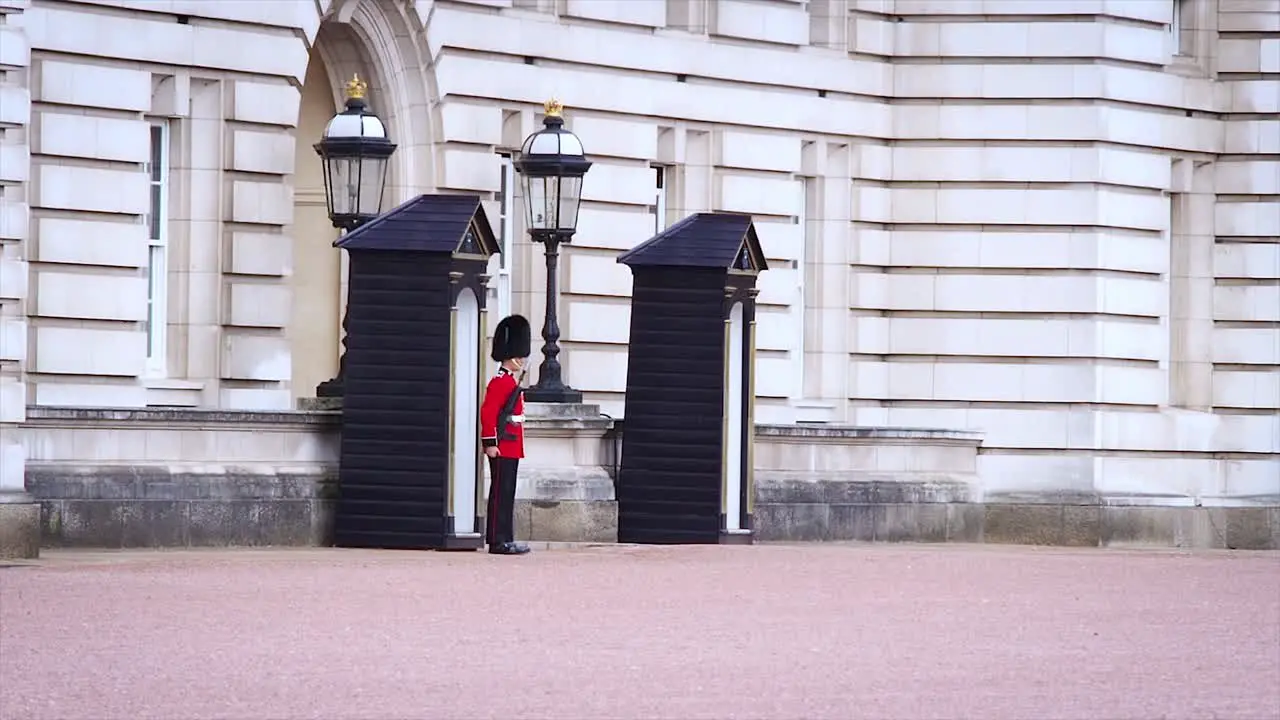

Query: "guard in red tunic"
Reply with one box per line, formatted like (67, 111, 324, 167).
(480, 314, 531, 556)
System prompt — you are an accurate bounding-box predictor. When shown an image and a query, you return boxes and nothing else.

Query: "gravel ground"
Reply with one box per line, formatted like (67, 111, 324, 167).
(1, 543, 1278, 720)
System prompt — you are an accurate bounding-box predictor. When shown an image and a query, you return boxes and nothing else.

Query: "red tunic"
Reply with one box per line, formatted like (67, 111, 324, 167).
(480, 367, 525, 459)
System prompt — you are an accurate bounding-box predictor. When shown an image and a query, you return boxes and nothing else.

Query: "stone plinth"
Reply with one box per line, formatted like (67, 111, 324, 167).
(750, 424, 984, 542)
(297, 397, 343, 412)
(515, 402, 618, 543)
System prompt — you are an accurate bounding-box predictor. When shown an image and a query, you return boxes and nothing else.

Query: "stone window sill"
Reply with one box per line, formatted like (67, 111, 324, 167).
(1167, 54, 1210, 79)
(143, 378, 205, 408)
(791, 399, 838, 424)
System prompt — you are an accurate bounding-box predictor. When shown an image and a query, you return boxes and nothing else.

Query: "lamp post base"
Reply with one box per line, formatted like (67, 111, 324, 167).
(315, 376, 344, 398)
(523, 384, 583, 404)
(316, 299, 351, 399)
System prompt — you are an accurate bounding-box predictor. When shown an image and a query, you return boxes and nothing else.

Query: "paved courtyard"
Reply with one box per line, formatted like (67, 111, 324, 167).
(1, 542, 1278, 720)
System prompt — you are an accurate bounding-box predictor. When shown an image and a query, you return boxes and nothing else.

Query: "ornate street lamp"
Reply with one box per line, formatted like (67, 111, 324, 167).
(513, 98, 593, 404)
(314, 74, 397, 398)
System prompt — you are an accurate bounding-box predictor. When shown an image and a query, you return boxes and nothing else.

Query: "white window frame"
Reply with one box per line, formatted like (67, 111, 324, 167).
(496, 152, 516, 322)
(653, 165, 668, 235)
(1173, 0, 1198, 57)
(1171, 0, 1182, 54)
(793, 177, 814, 401)
(144, 120, 170, 378)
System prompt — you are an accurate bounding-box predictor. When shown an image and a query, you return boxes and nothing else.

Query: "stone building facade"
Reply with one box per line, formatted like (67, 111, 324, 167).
(0, 0, 1276, 554)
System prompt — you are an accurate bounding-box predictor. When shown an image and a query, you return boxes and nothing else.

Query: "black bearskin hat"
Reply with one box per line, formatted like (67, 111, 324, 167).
(491, 314, 531, 362)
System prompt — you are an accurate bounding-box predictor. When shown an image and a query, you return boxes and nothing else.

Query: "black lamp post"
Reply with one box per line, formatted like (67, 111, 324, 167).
(314, 74, 397, 398)
(513, 98, 593, 404)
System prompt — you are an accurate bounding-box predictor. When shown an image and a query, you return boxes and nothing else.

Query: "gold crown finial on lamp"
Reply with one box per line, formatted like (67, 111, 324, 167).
(345, 74, 368, 101)
(543, 97, 564, 117)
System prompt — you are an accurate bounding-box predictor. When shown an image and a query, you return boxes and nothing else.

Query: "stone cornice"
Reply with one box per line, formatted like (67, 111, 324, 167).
(755, 424, 984, 446)
(22, 406, 982, 445)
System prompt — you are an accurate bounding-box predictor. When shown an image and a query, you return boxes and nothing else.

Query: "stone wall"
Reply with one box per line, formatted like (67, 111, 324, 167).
(23, 407, 339, 548)
(20, 403, 628, 548)
(752, 425, 982, 543)
(19, 406, 1280, 550)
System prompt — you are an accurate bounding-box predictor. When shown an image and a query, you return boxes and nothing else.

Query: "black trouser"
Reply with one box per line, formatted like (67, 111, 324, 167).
(486, 457, 519, 546)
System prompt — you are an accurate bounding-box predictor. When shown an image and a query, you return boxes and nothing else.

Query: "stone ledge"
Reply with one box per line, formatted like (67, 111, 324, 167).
(520, 467, 616, 502)
(527, 418, 614, 434)
(297, 397, 342, 412)
(523, 402, 602, 420)
(26, 405, 340, 429)
(984, 491, 1106, 506)
(296, 398, 618, 430)
(23, 406, 989, 456)
(987, 492, 1280, 508)
(757, 475, 974, 504)
(30, 403, 982, 444)
(27, 466, 336, 501)
(757, 424, 983, 445)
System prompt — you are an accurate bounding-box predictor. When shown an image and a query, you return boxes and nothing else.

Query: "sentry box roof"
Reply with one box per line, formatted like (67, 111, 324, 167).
(617, 212, 767, 274)
(335, 193, 498, 258)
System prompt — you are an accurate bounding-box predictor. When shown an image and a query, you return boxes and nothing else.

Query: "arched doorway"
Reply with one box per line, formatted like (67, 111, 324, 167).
(289, 1, 436, 403)
(290, 48, 343, 400)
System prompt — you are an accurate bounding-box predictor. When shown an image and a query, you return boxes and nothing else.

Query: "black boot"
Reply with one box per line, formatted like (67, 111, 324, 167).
(489, 541, 531, 555)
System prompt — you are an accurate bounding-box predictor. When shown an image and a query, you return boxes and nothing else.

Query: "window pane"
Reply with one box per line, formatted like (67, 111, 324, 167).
(500, 160, 515, 268)
(358, 156, 388, 218)
(146, 246, 162, 358)
(543, 177, 559, 230)
(524, 176, 549, 230)
(150, 126, 163, 182)
(328, 157, 357, 217)
(149, 184, 162, 240)
(498, 161, 508, 209)
(143, 295, 152, 351)
(557, 176, 582, 232)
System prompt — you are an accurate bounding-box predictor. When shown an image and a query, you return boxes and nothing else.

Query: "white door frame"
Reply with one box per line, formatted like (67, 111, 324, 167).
(725, 301, 746, 532)
(451, 287, 480, 535)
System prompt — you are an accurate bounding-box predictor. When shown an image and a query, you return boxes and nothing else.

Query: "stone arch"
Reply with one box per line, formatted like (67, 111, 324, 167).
(309, 0, 438, 204)
(345, 0, 439, 201)
(288, 0, 441, 401)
